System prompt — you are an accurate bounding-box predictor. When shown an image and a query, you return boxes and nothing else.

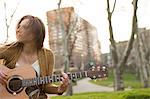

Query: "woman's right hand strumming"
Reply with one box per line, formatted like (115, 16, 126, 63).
(0, 66, 7, 86)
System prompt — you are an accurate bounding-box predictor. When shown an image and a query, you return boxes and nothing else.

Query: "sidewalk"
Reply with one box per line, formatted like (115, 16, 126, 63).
(49, 78, 113, 98)
(73, 78, 113, 93)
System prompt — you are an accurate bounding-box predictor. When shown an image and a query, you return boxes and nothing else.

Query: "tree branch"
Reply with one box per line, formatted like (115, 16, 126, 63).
(119, 0, 138, 73)
(112, 0, 117, 14)
(58, 0, 62, 9)
(4, 1, 20, 43)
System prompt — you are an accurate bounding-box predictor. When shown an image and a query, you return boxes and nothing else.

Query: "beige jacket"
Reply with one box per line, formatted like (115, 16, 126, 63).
(0, 42, 54, 98)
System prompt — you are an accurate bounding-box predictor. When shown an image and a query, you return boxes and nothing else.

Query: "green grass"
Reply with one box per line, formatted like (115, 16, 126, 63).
(51, 88, 150, 99)
(90, 71, 141, 88)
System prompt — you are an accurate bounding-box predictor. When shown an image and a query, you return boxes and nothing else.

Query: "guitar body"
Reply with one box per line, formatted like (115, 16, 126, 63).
(0, 64, 108, 99)
(0, 65, 36, 99)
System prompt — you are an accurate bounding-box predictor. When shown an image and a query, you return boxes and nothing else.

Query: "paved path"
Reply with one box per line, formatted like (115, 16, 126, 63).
(73, 78, 113, 93)
(49, 78, 113, 98)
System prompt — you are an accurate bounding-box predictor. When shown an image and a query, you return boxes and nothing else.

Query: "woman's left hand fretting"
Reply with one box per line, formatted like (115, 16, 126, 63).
(58, 73, 69, 94)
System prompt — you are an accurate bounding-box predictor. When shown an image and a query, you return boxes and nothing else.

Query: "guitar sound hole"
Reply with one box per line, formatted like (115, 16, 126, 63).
(8, 78, 22, 92)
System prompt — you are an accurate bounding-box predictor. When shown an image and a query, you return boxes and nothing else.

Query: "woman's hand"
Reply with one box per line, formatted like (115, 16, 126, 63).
(0, 67, 7, 86)
(58, 73, 69, 94)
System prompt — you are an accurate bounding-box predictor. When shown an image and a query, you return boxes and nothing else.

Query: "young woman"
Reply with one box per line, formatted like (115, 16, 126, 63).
(0, 15, 69, 99)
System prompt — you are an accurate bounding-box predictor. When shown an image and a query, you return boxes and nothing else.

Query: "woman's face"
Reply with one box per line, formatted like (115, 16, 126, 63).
(16, 19, 35, 43)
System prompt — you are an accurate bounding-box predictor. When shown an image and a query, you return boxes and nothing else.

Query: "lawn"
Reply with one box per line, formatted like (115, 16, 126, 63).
(51, 70, 148, 99)
(90, 70, 142, 89)
(51, 88, 150, 99)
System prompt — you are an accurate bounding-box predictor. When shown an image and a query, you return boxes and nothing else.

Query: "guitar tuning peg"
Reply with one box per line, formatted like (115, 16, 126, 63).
(102, 66, 106, 71)
(98, 75, 101, 78)
(103, 74, 107, 77)
(97, 66, 100, 71)
(92, 66, 95, 71)
(92, 75, 96, 79)
(92, 66, 95, 69)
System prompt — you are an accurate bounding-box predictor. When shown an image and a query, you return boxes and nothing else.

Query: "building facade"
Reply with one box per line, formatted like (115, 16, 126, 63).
(46, 7, 101, 70)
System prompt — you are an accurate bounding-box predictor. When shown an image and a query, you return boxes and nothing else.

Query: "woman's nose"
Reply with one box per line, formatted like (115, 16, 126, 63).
(17, 27, 20, 32)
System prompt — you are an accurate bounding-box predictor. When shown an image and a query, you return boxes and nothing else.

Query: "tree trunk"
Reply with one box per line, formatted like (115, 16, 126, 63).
(114, 66, 124, 90)
(57, 1, 73, 95)
(65, 81, 73, 96)
(137, 37, 149, 87)
(107, 0, 139, 91)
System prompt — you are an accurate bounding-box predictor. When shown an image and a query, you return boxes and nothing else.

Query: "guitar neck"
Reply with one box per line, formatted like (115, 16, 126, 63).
(22, 71, 88, 87)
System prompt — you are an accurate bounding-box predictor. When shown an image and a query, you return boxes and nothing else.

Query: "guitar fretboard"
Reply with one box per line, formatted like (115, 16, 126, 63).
(22, 71, 88, 87)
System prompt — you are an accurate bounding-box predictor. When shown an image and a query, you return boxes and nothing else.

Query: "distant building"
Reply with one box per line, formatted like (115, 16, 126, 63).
(103, 28, 150, 71)
(46, 7, 101, 70)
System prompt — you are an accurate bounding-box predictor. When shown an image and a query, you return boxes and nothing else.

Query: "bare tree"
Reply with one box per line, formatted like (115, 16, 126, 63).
(57, 0, 79, 96)
(3, 1, 19, 43)
(107, 0, 119, 91)
(136, 29, 150, 87)
(107, 0, 138, 91)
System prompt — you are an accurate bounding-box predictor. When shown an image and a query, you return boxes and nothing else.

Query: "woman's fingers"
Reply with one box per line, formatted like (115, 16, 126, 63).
(0, 71, 8, 86)
(59, 73, 69, 93)
(0, 78, 7, 86)
(62, 73, 69, 85)
(0, 72, 7, 79)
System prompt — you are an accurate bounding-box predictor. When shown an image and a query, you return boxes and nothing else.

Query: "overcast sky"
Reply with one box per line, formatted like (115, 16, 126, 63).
(0, 0, 150, 53)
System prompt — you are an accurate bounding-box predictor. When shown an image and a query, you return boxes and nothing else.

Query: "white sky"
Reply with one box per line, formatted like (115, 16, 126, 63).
(0, 0, 150, 53)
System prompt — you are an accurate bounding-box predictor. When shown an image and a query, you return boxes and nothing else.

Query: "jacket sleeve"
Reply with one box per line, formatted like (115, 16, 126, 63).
(42, 48, 60, 94)
(0, 42, 20, 59)
(0, 45, 13, 66)
(45, 48, 55, 75)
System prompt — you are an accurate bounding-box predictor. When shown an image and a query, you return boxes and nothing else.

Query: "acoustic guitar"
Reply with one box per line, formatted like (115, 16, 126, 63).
(0, 65, 108, 99)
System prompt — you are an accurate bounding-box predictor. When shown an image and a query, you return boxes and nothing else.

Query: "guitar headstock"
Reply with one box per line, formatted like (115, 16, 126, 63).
(87, 65, 108, 79)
